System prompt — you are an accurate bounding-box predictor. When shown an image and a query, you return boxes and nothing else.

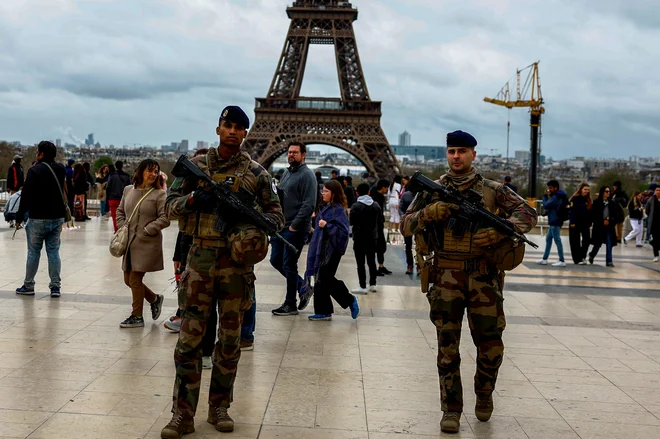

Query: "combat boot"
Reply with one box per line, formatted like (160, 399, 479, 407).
(160, 412, 194, 439)
(440, 411, 460, 433)
(207, 405, 234, 432)
(475, 394, 494, 422)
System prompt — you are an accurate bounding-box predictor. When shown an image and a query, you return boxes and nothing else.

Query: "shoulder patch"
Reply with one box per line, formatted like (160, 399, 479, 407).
(271, 179, 278, 194)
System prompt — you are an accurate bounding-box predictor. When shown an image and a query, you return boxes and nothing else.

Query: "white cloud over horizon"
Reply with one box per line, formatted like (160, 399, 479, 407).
(0, 0, 658, 160)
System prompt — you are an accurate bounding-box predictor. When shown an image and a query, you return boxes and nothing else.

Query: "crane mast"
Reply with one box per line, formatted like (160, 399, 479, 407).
(484, 61, 545, 198)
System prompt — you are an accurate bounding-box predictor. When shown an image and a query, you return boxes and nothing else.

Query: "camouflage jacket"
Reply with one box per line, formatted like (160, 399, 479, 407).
(400, 172, 537, 254)
(166, 148, 284, 240)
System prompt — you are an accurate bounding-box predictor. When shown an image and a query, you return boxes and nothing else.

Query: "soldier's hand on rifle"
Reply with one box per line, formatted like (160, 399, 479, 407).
(190, 188, 215, 212)
(419, 201, 459, 223)
(472, 227, 505, 247)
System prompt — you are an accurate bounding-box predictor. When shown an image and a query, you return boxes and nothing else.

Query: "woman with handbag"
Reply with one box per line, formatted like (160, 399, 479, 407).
(300, 180, 360, 321)
(116, 159, 170, 328)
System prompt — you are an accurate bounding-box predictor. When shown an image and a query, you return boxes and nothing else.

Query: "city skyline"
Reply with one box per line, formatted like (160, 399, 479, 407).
(0, 0, 658, 160)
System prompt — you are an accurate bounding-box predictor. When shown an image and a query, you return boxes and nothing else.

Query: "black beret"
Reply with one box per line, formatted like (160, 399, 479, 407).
(219, 106, 250, 129)
(446, 130, 477, 148)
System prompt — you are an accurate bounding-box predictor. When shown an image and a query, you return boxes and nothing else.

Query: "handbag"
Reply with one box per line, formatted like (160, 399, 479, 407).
(44, 163, 72, 223)
(109, 188, 154, 258)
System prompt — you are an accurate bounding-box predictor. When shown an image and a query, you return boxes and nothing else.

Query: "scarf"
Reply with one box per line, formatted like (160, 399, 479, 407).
(444, 167, 479, 191)
(300, 203, 350, 297)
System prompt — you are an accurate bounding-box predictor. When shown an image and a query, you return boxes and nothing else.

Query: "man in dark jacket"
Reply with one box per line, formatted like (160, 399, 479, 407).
(611, 181, 629, 243)
(399, 182, 416, 274)
(15, 141, 67, 298)
(537, 180, 568, 267)
(105, 160, 131, 231)
(647, 186, 660, 262)
(370, 179, 392, 275)
(350, 183, 380, 293)
(343, 176, 356, 208)
(7, 155, 24, 194)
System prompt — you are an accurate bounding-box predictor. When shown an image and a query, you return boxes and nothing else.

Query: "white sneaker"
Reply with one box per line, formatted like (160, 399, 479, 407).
(654, 257, 659, 263)
(551, 261, 566, 267)
(369, 285, 377, 292)
(202, 356, 212, 370)
(537, 259, 548, 265)
(352, 287, 368, 295)
(578, 260, 587, 265)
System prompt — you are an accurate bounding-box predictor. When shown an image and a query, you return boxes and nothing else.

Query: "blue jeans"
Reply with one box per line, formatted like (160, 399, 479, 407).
(241, 299, 256, 343)
(269, 228, 306, 307)
(24, 218, 64, 289)
(542, 225, 564, 262)
(100, 200, 107, 217)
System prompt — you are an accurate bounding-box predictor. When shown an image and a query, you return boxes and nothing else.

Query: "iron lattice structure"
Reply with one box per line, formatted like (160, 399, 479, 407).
(243, 0, 399, 178)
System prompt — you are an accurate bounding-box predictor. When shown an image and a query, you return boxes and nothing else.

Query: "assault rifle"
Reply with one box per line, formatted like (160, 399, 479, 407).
(408, 171, 539, 249)
(172, 154, 298, 253)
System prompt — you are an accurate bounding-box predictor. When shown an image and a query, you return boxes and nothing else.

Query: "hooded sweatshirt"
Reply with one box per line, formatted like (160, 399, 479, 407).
(350, 195, 381, 244)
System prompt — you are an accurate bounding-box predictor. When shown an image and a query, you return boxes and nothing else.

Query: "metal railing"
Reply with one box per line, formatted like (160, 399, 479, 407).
(256, 98, 381, 114)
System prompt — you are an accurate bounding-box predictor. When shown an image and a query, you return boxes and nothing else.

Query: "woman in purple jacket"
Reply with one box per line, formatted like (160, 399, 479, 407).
(301, 180, 360, 321)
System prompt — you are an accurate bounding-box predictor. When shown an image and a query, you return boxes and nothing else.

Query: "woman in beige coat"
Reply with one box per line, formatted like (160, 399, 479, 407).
(116, 159, 170, 328)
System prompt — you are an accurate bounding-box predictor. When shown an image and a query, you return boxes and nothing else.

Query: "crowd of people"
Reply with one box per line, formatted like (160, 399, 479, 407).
(6, 120, 660, 437)
(536, 179, 660, 267)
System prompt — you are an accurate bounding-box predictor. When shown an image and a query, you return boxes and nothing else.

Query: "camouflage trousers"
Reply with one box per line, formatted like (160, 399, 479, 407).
(172, 242, 255, 417)
(427, 267, 506, 413)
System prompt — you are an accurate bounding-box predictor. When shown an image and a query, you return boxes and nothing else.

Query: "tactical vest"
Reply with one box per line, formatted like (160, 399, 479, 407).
(183, 150, 256, 240)
(426, 175, 525, 271)
(432, 175, 497, 261)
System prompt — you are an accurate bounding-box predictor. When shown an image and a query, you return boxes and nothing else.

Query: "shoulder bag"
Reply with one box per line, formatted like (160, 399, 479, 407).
(109, 188, 154, 258)
(44, 163, 72, 223)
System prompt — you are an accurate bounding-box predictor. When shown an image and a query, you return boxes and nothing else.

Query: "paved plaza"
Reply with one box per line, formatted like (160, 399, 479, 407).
(1, 218, 660, 439)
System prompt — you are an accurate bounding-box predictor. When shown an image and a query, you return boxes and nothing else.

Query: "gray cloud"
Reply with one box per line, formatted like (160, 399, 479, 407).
(0, 0, 658, 160)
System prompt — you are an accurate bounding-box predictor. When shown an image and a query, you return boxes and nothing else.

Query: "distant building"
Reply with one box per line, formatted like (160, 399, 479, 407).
(398, 131, 411, 147)
(391, 145, 446, 162)
(515, 150, 530, 162)
(85, 133, 95, 146)
(196, 141, 209, 150)
(177, 140, 189, 153)
(55, 139, 62, 148)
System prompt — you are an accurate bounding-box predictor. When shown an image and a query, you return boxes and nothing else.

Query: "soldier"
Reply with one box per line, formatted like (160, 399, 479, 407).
(400, 130, 537, 434)
(161, 106, 284, 439)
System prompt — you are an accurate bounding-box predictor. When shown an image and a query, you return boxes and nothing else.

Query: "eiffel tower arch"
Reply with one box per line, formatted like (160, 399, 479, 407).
(243, 0, 399, 178)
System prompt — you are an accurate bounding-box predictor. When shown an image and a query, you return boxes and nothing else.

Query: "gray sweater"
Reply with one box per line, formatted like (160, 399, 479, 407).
(278, 163, 318, 232)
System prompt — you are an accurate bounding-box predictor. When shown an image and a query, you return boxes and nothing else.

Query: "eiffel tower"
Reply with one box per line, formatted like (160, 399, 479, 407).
(243, 0, 399, 178)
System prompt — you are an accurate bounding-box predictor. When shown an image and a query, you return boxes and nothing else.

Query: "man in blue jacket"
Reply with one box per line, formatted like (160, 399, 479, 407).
(538, 180, 568, 267)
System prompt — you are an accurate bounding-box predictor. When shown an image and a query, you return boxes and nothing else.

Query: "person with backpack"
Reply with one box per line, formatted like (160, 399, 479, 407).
(106, 160, 132, 232)
(537, 179, 569, 267)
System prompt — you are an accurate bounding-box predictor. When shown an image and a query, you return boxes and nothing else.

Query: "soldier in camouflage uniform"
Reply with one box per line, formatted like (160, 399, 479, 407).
(400, 130, 537, 434)
(161, 106, 284, 439)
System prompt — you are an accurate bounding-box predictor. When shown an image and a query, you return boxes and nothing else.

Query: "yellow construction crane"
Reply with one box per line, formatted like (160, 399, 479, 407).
(484, 61, 545, 198)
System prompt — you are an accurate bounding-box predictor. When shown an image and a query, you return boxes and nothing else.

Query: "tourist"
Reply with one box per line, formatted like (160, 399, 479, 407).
(624, 191, 645, 247)
(116, 159, 169, 328)
(350, 183, 380, 294)
(271, 141, 318, 316)
(106, 160, 132, 232)
(14, 141, 67, 298)
(302, 180, 358, 321)
(588, 186, 622, 267)
(568, 183, 592, 264)
(646, 185, 660, 262)
(537, 180, 568, 267)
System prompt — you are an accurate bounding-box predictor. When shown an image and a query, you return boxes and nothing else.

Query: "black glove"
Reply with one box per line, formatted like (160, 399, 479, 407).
(191, 188, 216, 212)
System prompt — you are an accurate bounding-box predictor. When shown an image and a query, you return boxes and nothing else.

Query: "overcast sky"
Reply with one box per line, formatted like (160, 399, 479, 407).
(1, 0, 658, 159)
